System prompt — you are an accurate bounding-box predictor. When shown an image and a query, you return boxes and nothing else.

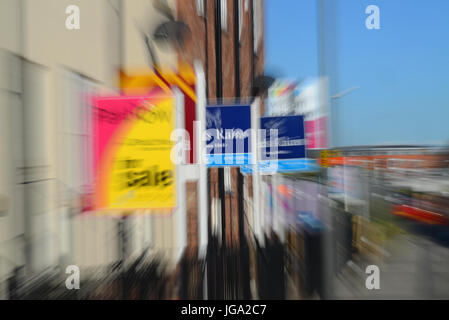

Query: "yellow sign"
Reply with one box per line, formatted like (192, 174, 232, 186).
(93, 95, 176, 211)
(320, 149, 340, 168)
(120, 63, 196, 102)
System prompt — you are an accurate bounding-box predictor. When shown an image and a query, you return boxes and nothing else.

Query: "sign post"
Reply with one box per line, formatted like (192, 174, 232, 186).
(251, 98, 263, 245)
(195, 62, 208, 260)
(174, 88, 187, 262)
(194, 62, 208, 299)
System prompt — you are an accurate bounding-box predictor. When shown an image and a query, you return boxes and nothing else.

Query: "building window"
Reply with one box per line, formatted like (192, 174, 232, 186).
(253, 0, 262, 53)
(59, 70, 99, 211)
(221, 0, 227, 31)
(212, 198, 222, 239)
(224, 167, 232, 193)
(196, 0, 205, 17)
(238, 0, 250, 42)
(238, 0, 243, 41)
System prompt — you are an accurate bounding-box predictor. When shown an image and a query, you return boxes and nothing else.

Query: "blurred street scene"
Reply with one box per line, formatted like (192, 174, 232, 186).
(1, 0, 449, 300)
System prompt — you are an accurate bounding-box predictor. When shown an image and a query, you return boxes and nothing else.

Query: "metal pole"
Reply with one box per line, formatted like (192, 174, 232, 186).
(143, 34, 160, 70)
(118, 3, 128, 299)
(215, 0, 223, 100)
(214, 0, 226, 251)
(174, 88, 187, 263)
(195, 62, 208, 299)
(251, 98, 263, 246)
(234, 0, 241, 99)
(119, 215, 127, 299)
(317, 0, 337, 299)
(234, 0, 245, 247)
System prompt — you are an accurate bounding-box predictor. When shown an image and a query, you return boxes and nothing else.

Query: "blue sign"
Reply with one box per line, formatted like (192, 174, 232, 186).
(206, 105, 251, 167)
(260, 115, 305, 160)
(240, 158, 319, 174)
(240, 115, 313, 174)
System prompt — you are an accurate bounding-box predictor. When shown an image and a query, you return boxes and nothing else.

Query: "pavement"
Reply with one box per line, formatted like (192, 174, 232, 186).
(333, 232, 449, 299)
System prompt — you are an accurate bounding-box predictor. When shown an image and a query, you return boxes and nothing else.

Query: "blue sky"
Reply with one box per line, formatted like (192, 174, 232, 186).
(265, 0, 449, 147)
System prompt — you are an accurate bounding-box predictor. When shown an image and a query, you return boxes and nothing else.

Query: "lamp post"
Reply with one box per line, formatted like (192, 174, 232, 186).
(330, 86, 359, 148)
